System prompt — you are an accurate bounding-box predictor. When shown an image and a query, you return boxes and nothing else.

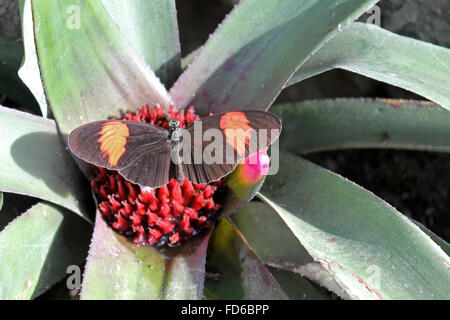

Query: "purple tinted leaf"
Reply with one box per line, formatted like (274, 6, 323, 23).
(170, 0, 380, 116)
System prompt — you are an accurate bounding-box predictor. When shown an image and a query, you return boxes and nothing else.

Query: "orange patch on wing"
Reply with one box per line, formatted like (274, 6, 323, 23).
(97, 121, 129, 166)
(220, 111, 252, 156)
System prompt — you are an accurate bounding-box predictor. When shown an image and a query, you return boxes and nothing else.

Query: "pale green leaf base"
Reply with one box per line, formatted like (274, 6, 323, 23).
(0, 202, 91, 299)
(81, 211, 209, 300)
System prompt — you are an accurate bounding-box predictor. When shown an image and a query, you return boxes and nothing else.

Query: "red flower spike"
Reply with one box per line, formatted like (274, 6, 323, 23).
(181, 179, 195, 205)
(137, 189, 152, 204)
(99, 202, 112, 218)
(139, 189, 159, 211)
(205, 199, 215, 210)
(170, 179, 183, 200)
(147, 211, 159, 226)
(108, 175, 117, 193)
(133, 226, 147, 246)
(194, 184, 206, 191)
(108, 195, 121, 211)
(191, 193, 205, 211)
(98, 185, 108, 201)
(126, 181, 138, 201)
(112, 214, 129, 233)
(169, 233, 180, 245)
(122, 201, 133, 216)
(203, 185, 215, 199)
(130, 212, 143, 225)
(158, 201, 172, 219)
(180, 215, 194, 234)
(156, 219, 175, 234)
(135, 200, 146, 216)
(158, 185, 170, 202)
(148, 227, 162, 243)
(172, 200, 185, 217)
(117, 179, 127, 201)
(183, 208, 198, 220)
(91, 105, 223, 247)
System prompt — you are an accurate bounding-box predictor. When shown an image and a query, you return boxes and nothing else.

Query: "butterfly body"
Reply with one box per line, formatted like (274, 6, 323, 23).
(166, 118, 185, 184)
(68, 110, 281, 188)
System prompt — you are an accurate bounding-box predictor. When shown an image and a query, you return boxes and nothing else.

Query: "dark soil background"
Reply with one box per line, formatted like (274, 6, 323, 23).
(175, 0, 450, 242)
(0, 0, 448, 241)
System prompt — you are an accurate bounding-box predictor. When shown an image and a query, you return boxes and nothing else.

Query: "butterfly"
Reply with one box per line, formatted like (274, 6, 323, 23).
(68, 110, 281, 188)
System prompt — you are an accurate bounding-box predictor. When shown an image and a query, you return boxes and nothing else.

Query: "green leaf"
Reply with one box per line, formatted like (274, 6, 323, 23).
(259, 152, 450, 299)
(0, 193, 37, 232)
(231, 201, 347, 299)
(267, 267, 331, 300)
(0, 202, 91, 299)
(181, 48, 200, 71)
(25, 0, 171, 136)
(18, 0, 48, 117)
(101, 0, 181, 87)
(204, 218, 288, 300)
(170, 0, 380, 115)
(273, 99, 450, 154)
(35, 278, 80, 300)
(288, 22, 450, 111)
(80, 211, 208, 300)
(0, 41, 38, 110)
(0, 106, 91, 220)
(412, 220, 450, 257)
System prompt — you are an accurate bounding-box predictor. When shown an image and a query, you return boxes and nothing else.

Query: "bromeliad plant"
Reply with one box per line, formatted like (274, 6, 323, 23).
(0, 0, 449, 300)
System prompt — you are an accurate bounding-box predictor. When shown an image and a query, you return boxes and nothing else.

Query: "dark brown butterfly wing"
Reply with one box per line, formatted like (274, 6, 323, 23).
(180, 110, 281, 184)
(68, 120, 172, 187)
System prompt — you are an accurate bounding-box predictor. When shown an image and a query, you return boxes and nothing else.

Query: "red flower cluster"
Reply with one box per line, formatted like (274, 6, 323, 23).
(90, 105, 225, 247)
